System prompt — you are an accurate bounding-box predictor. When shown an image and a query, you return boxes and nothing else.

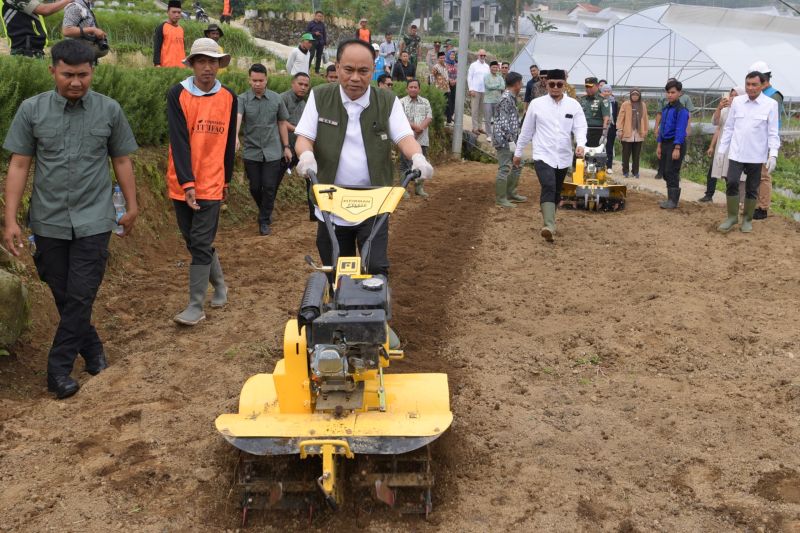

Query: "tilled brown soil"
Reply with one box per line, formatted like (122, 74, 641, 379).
(1, 161, 800, 532)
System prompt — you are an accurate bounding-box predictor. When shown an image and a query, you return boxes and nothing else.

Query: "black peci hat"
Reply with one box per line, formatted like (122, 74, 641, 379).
(548, 69, 566, 80)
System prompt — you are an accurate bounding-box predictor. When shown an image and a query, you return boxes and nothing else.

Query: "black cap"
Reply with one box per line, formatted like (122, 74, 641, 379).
(204, 23, 224, 38)
(585, 76, 598, 86)
(548, 69, 566, 80)
(539, 69, 550, 78)
(167, 0, 181, 8)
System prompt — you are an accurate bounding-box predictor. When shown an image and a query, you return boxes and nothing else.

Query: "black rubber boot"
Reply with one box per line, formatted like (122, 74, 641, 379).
(659, 188, 680, 209)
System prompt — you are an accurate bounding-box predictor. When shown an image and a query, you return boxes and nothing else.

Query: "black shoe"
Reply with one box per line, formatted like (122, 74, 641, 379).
(753, 208, 768, 220)
(259, 223, 271, 235)
(47, 375, 80, 399)
(655, 172, 663, 180)
(699, 193, 714, 203)
(84, 352, 108, 375)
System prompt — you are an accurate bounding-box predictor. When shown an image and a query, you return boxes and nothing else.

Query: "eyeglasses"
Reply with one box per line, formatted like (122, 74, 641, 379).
(547, 81, 564, 88)
(479, 54, 486, 57)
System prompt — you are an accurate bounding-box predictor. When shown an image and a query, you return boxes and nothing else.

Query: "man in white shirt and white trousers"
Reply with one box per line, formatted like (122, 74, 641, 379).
(716, 70, 780, 234)
(513, 69, 587, 243)
(467, 49, 490, 135)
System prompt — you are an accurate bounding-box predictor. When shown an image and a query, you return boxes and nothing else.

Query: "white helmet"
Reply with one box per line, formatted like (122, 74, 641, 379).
(749, 60, 771, 74)
(372, 43, 380, 52)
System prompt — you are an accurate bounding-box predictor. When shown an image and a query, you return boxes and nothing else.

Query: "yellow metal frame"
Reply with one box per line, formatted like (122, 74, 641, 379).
(299, 439, 354, 501)
(313, 184, 406, 224)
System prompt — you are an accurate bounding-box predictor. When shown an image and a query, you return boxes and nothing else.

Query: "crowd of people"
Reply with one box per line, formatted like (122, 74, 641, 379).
(0, 3, 785, 399)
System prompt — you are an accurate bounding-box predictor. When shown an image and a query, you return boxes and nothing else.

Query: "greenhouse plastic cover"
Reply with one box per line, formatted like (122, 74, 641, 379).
(513, 4, 800, 98)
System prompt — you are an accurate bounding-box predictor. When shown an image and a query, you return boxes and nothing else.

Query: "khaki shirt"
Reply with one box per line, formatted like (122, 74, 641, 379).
(237, 89, 289, 162)
(280, 89, 306, 148)
(3, 90, 138, 240)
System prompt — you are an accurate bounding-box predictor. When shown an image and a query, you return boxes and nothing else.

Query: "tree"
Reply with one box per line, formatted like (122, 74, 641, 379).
(429, 13, 445, 34)
(527, 13, 556, 33)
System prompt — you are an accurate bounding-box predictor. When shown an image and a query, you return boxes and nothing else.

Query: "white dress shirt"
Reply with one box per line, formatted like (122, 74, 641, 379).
(716, 92, 780, 164)
(514, 94, 588, 169)
(295, 85, 413, 224)
(467, 60, 490, 92)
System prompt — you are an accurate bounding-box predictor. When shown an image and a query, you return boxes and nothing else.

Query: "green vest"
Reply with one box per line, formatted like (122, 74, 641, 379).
(312, 83, 395, 187)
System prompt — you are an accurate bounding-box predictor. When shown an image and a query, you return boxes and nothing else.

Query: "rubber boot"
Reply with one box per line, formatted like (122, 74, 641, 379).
(174, 264, 210, 326)
(388, 326, 401, 350)
(414, 181, 429, 198)
(495, 179, 516, 208)
(540, 202, 556, 242)
(659, 187, 680, 209)
(209, 252, 228, 308)
(740, 198, 757, 233)
(507, 173, 527, 202)
(717, 196, 740, 233)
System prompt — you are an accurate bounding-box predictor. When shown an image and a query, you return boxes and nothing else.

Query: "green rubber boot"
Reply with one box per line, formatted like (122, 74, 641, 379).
(209, 251, 228, 308)
(740, 198, 757, 233)
(717, 195, 740, 233)
(507, 172, 527, 202)
(495, 179, 516, 208)
(174, 264, 209, 326)
(540, 202, 556, 242)
(414, 181, 429, 198)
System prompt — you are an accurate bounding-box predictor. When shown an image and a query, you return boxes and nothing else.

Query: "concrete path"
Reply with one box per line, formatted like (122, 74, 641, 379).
(228, 20, 293, 60)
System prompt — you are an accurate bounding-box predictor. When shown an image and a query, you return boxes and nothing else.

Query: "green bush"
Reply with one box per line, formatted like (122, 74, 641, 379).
(44, 11, 270, 59)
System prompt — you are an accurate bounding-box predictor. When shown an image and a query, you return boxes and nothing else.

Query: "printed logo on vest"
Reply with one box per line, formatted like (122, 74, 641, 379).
(319, 117, 339, 126)
(341, 196, 372, 215)
(194, 119, 226, 135)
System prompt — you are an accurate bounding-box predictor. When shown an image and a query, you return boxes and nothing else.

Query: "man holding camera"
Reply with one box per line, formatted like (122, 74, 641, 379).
(62, 0, 109, 60)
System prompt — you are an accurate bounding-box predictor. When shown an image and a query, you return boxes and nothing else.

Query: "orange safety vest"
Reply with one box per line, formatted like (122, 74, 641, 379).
(222, 0, 231, 16)
(167, 88, 234, 201)
(160, 23, 185, 68)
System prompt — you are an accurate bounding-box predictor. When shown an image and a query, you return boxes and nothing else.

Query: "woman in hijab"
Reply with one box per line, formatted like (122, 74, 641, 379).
(445, 50, 458, 125)
(703, 86, 745, 203)
(615, 88, 648, 178)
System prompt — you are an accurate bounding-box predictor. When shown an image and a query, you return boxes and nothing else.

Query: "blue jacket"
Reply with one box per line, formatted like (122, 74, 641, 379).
(657, 103, 690, 145)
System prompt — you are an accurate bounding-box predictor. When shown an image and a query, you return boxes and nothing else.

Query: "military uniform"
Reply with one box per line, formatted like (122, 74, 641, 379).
(579, 91, 609, 148)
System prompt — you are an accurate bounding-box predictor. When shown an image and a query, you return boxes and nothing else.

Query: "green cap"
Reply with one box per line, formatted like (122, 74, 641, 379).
(301, 32, 315, 41)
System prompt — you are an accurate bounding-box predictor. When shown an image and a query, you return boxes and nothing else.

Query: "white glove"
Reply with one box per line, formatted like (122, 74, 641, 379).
(296, 151, 317, 178)
(766, 156, 777, 174)
(598, 136, 607, 149)
(508, 141, 516, 153)
(411, 153, 434, 181)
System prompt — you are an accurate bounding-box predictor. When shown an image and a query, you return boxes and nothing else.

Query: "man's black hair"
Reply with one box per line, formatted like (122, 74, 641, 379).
(326, 64, 337, 74)
(51, 39, 95, 67)
(315, 9, 323, 14)
(377, 73, 391, 86)
(665, 79, 683, 92)
(746, 70, 767, 84)
(501, 62, 510, 67)
(506, 72, 523, 87)
(293, 71, 310, 80)
(249, 63, 267, 75)
(489, 60, 498, 67)
(530, 64, 538, 69)
(437, 51, 445, 57)
(407, 78, 420, 88)
(336, 38, 375, 62)
(410, 24, 417, 29)
(599, 79, 607, 84)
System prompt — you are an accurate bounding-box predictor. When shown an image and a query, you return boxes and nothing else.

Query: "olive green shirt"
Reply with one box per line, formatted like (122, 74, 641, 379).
(3, 90, 138, 240)
(280, 89, 306, 148)
(579, 94, 610, 127)
(237, 89, 289, 163)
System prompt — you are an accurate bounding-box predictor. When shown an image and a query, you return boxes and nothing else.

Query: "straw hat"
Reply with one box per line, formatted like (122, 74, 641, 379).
(183, 38, 231, 68)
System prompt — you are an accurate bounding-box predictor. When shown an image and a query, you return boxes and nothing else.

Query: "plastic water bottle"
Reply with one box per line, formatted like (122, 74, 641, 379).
(112, 185, 126, 235)
(27, 235, 36, 256)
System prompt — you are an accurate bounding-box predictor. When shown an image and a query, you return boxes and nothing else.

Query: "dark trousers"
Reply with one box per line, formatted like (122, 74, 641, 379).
(445, 89, 456, 123)
(533, 160, 569, 204)
(605, 126, 616, 168)
(244, 158, 284, 225)
(621, 141, 642, 175)
(587, 127, 603, 148)
(173, 199, 221, 265)
(316, 218, 390, 277)
(308, 42, 324, 74)
(705, 158, 716, 196)
(33, 232, 111, 377)
(725, 161, 762, 199)
(660, 140, 687, 189)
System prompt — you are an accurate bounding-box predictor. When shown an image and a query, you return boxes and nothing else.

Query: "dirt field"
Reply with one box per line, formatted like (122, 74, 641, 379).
(1, 161, 799, 532)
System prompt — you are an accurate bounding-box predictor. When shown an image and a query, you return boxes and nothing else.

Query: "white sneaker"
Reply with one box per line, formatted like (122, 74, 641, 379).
(606, 168, 614, 175)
